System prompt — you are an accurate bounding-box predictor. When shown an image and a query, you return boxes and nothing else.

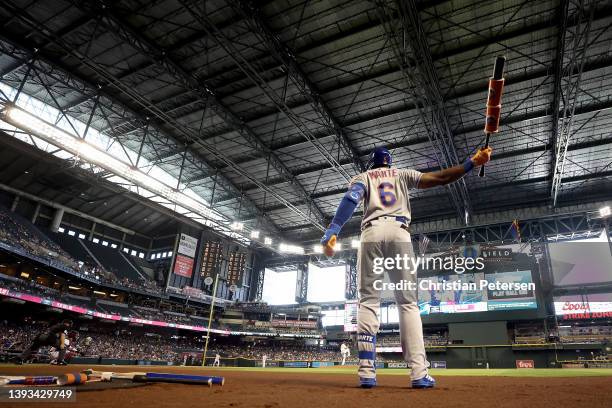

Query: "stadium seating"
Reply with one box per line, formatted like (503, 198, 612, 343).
(0, 206, 80, 270)
(82, 241, 144, 282)
(513, 323, 547, 344)
(49, 232, 97, 268)
(559, 326, 612, 344)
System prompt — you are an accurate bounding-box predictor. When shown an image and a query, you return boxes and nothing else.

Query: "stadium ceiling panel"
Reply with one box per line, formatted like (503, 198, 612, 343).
(0, 0, 610, 248)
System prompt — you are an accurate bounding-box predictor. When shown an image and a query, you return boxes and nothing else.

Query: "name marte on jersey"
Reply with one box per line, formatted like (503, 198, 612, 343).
(368, 169, 398, 179)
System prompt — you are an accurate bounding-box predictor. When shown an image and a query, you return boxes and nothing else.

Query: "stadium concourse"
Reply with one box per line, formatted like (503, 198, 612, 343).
(0, 0, 612, 407)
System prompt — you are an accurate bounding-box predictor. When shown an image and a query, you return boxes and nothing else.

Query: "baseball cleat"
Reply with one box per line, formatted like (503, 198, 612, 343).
(359, 377, 377, 388)
(411, 374, 435, 389)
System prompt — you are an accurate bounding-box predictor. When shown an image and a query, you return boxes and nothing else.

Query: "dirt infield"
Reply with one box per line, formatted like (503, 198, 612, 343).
(1, 365, 611, 408)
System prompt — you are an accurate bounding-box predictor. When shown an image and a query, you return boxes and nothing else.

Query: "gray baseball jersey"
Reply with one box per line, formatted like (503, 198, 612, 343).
(350, 168, 422, 228)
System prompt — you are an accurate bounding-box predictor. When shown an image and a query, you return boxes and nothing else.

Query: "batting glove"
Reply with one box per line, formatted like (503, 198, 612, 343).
(321, 223, 341, 246)
(471, 147, 493, 166)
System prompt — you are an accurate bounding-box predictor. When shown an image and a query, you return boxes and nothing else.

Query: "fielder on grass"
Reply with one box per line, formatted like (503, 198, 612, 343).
(340, 342, 351, 366)
(320, 146, 492, 388)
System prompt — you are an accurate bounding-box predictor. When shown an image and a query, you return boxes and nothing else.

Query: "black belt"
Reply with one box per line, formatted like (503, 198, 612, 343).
(362, 216, 410, 232)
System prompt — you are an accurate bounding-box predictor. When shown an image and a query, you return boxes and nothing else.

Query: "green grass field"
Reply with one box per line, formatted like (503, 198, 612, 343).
(195, 366, 612, 377)
(3, 364, 611, 378)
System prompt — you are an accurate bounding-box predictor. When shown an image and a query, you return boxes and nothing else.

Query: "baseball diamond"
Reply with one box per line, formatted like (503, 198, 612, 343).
(0, 0, 611, 407)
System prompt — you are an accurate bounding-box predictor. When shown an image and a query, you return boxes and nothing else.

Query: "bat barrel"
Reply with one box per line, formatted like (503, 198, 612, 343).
(58, 373, 88, 386)
(133, 373, 216, 386)
(480, 56, 506, 178)
(7, 376, 57, 385)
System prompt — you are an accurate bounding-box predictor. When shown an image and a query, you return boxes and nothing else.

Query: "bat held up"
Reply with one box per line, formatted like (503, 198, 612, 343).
(479, 56, 506, 178)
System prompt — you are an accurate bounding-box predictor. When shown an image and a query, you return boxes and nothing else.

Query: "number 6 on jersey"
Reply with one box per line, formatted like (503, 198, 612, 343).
(378, 182, 396, 207)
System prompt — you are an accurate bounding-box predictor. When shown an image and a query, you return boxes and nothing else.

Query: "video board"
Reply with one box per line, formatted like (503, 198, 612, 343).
(417, 270, 537, 315)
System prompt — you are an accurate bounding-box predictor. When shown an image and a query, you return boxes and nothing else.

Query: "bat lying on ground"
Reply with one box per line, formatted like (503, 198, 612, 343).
(0, 374, 88, 386)
(0, 376, 57, 385)
(82, 369, 224, 386)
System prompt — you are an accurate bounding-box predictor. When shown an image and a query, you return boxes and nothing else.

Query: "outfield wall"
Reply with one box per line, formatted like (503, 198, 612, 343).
(54, 344, 606, 369)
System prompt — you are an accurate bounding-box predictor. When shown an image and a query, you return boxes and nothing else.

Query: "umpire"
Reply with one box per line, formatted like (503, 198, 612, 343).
(16, 319, 74, 365)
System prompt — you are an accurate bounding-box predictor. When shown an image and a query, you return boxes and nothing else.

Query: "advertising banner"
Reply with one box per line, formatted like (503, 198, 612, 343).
(172, 233, 198, 279)
(271, 320, 317, 329)
(554, 301, 612, 315)
(516, 360, 535, 368)
(173, 254, 195, 278)
(177, 233, 198, 258)
(283, 361, 309, 368)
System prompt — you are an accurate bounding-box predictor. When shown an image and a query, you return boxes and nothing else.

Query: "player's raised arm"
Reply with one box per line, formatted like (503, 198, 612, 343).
(417, 147, 492, 189)
(320, 181, 366, 256)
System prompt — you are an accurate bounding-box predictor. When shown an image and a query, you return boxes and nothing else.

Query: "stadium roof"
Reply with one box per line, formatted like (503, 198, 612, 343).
(0, 0, 610, 248)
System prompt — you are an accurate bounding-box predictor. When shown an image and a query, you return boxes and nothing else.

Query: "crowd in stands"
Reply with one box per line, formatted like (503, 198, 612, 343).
(0, 320, 38, 355)
(230, 301, 272, 312)
(513, 324, 547, 344)
(559, 325, 612, 344)
(207, 343, 355, 362)
(0, 206, 164, 296)
(378, 333, 449, 347)
(0, 273, 317, 336)
(0, 319, 360, 364)
(109, 275, 163, 295)
(0, 208, 88, 273)
(512, 324, 612, 345)
(0, 320, 193, 363)
(244, 321, 319, 335)
(0, 275, 204, 327)
(0, 274, 61, 299)
(3, 316, 611, 366)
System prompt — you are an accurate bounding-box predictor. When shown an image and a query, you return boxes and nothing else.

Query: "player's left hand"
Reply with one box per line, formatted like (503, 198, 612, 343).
(471, 147, 492, 166)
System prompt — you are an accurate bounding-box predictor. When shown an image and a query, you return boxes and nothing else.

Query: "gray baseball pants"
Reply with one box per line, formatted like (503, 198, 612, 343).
(357, 218, 429, 381)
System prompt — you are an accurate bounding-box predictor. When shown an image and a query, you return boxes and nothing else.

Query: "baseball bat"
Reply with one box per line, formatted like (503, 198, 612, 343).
(133, 374, 213, 386)
(479, 55, 506, 177)
(82, 369, 224, 386)
(0, 376, 57, 385)
(57, 373, 88, 386)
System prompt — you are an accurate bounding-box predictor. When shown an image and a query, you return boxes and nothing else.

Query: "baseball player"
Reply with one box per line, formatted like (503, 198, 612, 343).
(213, 352, 221, 367)
(49, 334, 78, 365)
(340, 342, 351, 365)
(16, 319, 74, 365)
(262, 353, 268, 368)
(321, 146, 492, 388)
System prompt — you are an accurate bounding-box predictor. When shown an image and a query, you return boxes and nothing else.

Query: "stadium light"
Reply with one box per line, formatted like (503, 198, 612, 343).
(230, 221, 244, 231)
(264, 237, 272, 245)
(3, 105, 253, 244)
(279, 243, 305, 255)
(351, 239, 360, 248)
(599, 206, 611, 218)
(250, 230, 260, 239)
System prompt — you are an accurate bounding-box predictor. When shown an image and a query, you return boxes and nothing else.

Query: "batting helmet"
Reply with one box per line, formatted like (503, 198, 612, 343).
(61, 319, 74, 328)
(366, 147, 392, 169)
